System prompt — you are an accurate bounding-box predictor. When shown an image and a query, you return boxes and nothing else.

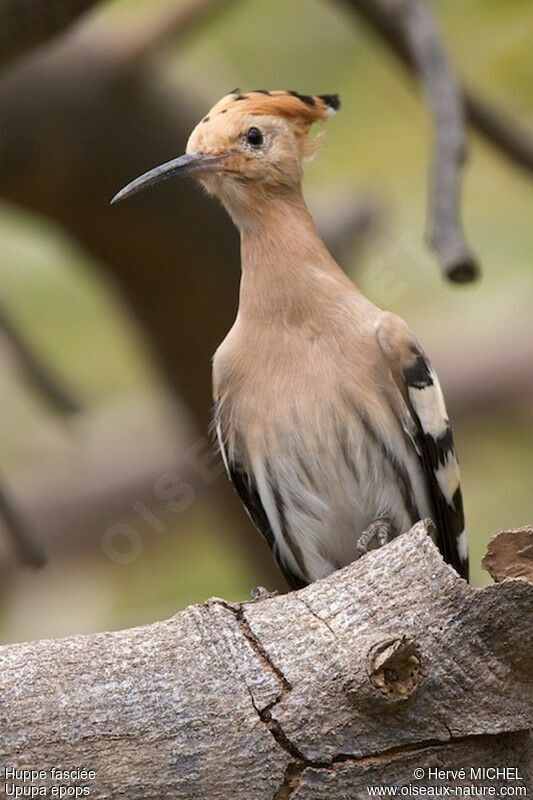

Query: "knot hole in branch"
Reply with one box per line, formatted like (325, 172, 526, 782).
(367, 636, 422, 701)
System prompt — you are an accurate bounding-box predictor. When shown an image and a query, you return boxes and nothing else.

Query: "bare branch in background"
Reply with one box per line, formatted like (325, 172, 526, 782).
(466, 92, 533, 175)
(401, 0, 478, 282)
(0, 303, 80, 417)
(339, 0, 533, 173)
(0, 298, 79, 566)
(1, 525, 531, 797)
(0, 480, 44, 568)
(337, 0, 531, 282)
(0, 0, 98, 69)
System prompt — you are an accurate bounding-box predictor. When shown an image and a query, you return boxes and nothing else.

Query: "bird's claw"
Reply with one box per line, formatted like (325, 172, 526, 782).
(356, 518, 391, 558)
(249, 585, 278, 602)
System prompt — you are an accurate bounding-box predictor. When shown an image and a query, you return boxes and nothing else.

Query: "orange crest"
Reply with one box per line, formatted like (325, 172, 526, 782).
(206, 89, 340, 138)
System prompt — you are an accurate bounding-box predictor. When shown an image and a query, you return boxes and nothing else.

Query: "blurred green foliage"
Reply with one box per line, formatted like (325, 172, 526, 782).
(0, 0, 531, 639)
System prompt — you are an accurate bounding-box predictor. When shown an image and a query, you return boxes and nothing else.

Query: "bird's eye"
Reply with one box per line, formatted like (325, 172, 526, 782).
(245, 127, 264, 148)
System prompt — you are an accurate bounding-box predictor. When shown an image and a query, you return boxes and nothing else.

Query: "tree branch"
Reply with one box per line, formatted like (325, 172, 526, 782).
(482, 527, 533, 583)
(401, 0, 478, 282)
(466, 91, 533, 174)
(339, 0, 533, 173)
(1, 522, 531, 798)
(338, 0, 533, 282)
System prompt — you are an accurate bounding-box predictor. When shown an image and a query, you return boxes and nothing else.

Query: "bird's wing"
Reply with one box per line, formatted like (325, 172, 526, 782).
(215, 423, 308, 590)
(376, 312, 468, 580)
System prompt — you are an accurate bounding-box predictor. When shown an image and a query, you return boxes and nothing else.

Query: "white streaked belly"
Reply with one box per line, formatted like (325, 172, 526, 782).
(216, 395, 431, 583)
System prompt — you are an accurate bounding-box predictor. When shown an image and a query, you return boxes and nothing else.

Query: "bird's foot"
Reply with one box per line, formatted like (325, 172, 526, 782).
(356, 517, 391, 558)
(249, 585, 278, 602)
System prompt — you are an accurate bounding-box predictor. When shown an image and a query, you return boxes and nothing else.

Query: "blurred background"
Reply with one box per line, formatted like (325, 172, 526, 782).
(0, 0, 531, 643)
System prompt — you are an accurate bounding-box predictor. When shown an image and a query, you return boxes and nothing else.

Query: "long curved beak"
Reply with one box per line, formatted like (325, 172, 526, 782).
(110, 152, 222, 204)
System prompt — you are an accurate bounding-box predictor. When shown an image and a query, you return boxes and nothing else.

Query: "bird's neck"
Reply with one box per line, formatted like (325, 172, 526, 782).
(237, 188, 347, 324)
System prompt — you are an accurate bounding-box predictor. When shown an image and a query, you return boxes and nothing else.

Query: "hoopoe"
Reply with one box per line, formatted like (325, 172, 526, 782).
(112, 89, 468, 587)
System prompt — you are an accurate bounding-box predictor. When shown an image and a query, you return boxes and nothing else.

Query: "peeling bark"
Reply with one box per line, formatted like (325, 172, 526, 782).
(1, 522, 532, 798)
(482, 525, 533, 583)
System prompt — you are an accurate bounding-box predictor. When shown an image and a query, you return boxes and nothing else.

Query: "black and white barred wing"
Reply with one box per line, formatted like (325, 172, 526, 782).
(215, 424, 308, 590)
(377, 313, 468, 580)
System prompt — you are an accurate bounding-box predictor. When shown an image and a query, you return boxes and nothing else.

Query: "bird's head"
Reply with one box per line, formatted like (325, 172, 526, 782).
(111, 89, 340, 226)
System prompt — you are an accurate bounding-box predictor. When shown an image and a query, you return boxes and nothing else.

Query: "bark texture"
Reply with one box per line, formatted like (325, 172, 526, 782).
(1, 522, 532, 799)
(482, 526, 533, 583)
